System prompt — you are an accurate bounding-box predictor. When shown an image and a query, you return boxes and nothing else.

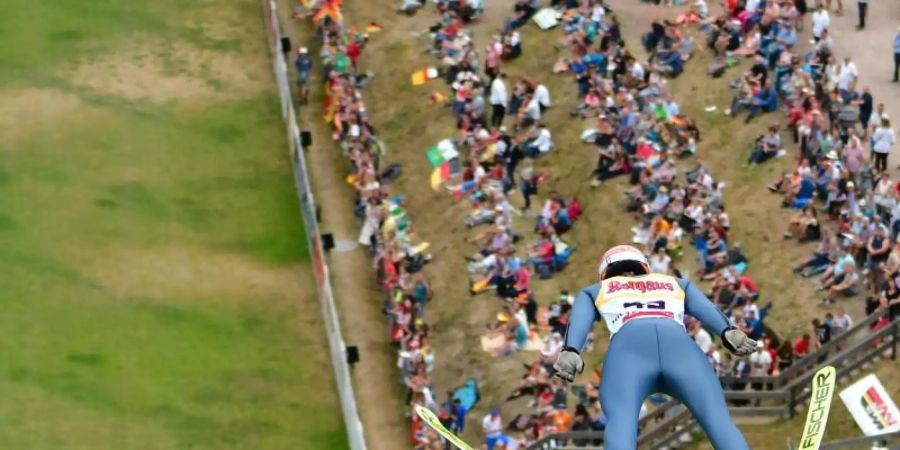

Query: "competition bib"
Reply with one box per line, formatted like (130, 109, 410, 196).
(594, 274, 686, 335)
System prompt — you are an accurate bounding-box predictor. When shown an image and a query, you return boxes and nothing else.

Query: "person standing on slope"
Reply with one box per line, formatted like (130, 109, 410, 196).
(553, 245, 757, 450)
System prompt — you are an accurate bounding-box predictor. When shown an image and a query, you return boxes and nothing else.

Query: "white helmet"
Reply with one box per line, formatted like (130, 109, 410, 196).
(598, 245, 650, 280)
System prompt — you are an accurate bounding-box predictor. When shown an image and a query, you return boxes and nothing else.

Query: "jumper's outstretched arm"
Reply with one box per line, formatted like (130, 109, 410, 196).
(678, 278, 730, 335)
(562, 286, 600, 352)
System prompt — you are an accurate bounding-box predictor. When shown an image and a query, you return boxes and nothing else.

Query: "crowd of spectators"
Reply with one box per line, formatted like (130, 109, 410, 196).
(425, 0, 587, 334)
(294, 6, 461, 448)
(683, 0, 900, 408)
(301, 0, 899, 448)
(461, 0, 775, 447)
(700, 0, 898, 310)
(487, 0, 899, 446)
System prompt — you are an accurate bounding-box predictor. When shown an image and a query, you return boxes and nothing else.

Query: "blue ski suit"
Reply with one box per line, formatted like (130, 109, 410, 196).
(563, 274, 749, 450)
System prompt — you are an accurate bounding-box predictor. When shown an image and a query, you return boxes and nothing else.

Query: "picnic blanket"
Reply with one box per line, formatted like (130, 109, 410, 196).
(480, 331, 506, 355)
(533, 8, 561, 30)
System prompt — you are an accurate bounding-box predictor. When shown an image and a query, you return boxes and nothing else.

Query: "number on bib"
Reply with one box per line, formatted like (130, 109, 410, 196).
(622, 300, 667, 310)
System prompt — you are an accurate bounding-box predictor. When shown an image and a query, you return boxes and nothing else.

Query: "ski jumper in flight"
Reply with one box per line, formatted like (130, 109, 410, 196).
(554, 245, 756, 450)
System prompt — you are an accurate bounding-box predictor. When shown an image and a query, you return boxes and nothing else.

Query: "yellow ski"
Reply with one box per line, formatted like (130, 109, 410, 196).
(414, 405, 476, 450)
(798, 365, 836, 450)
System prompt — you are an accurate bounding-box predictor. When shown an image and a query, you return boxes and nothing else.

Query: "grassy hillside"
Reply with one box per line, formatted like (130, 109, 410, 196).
(0, 0, 345, 448)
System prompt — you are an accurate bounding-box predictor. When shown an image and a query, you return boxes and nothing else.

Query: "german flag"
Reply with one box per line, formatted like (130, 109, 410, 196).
(861, 386, 899, 430)
(429, 162, 451, 190)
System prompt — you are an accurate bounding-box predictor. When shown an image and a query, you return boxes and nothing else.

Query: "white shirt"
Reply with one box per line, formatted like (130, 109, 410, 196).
(631, 62, 645, 81)
(872, 127, 896, 154)
(524, 98, 541, 121)
(510, 31, 521, 46)
(695, 0, 709, 18)
(837, 62, 858, 91)
(707, 349, 721, 373)
(745, 0, 760, 12)
(871, 111, 885, 130)
(534, 84, 551, 108)
(482, 414, 502, 438)
(749, 350, 772, 377)
(694, 328, 712, 353)
(649, 254, 671, 274)
(473, 164, 487, 183)
(490, 77, 508, 107)
(698, 172, 714, 190)
(744, 303, 760, 320)
(532, 128, 553, 153)
(812, 10, 830, 38)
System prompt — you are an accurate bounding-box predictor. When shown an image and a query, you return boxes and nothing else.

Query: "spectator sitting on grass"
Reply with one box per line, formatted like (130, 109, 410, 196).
(818, 246, 858, 306)
(591, 141, 632, 187)
(784, 205, 819, 241)
(794, 232, 838, 277)
(748, 123, 783, 164)
(524, 122, 554, 157)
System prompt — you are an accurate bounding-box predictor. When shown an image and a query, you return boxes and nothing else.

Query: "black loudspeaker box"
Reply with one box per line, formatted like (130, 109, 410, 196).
(300, 130, 313, 148)
(321, 233, 334, 251)
(280, 37, 291, 54)
(346, 345, 360, 365)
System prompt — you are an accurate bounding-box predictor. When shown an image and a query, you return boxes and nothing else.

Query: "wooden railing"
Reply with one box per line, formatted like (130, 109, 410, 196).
(818, 431, 900, 449)
(526, 311, 898, 450)
(720, 308, 888, 389)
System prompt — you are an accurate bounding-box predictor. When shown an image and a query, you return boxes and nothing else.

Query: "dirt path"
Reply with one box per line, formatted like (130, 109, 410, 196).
(274, 2, 409, 449)
(821, 2, 900, 170)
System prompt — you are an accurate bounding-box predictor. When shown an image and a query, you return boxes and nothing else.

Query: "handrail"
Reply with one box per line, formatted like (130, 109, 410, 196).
(784, 321, 897, 393)
(637, 407, 694, 445)
(644, 417, 700, 450)
(639, 398, 680, 427)
(819, 431, 900, 449)
(785, 323, 897, 412)
(777, 308, 886, 382)
(526, 398, 681, 449)
(720, 308, 890, 388)
(527, 316, 898, 450)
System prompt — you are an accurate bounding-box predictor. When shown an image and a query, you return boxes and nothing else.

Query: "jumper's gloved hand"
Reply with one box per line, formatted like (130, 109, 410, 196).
(553, 348, 584, 382)
(721, 327, 757, 356)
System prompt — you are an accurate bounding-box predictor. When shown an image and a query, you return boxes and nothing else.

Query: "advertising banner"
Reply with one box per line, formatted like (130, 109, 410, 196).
(839, 374, 900, 436)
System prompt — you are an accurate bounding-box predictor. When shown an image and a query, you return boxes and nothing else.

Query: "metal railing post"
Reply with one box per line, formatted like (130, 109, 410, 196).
(893, 322, 897, 361)
(788, 383, 795, 419)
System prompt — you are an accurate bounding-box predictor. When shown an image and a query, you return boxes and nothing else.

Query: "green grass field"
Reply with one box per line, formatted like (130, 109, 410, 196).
(0, 0, 345, 448)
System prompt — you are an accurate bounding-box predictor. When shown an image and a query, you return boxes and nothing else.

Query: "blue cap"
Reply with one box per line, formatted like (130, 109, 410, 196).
(491, 409, 500, 415)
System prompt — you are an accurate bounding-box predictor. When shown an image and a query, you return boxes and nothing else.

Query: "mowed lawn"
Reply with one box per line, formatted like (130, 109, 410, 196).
(0, 0, 345, 449)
